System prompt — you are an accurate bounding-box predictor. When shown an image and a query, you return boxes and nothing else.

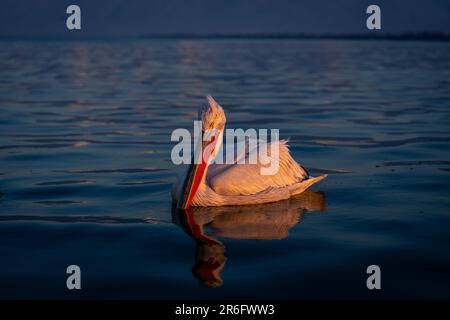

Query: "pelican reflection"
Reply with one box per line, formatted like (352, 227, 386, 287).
(172, 189, 326, 288)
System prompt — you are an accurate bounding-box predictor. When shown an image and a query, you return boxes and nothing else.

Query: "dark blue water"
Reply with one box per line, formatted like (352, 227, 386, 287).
(1, 39, 450, 299)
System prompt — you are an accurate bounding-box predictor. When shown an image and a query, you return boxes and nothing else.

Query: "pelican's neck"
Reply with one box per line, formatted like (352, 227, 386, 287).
(199, 127, 224, 184)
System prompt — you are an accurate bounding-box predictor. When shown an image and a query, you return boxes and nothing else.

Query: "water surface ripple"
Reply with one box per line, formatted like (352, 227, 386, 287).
(1, 39, 450, 298)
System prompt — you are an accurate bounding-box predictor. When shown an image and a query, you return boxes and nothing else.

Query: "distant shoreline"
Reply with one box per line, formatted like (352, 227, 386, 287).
(1, 32, 450, 42)
(139, 32, 450, 41)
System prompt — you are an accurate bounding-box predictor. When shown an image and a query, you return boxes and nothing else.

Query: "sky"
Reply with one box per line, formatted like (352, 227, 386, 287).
(0, 0, 449, 37)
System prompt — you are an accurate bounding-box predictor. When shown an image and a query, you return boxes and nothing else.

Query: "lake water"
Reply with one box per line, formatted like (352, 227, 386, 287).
(0, 39, 450, 299)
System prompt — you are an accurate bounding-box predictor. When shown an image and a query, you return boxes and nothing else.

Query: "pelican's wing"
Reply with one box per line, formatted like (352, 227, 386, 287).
(207, 140, 309, 196)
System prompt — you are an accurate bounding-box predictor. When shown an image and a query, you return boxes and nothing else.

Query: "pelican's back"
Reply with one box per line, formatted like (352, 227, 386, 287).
(208, 140, 308, 196)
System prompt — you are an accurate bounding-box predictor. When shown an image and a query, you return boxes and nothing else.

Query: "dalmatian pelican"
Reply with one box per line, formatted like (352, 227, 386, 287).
(173, 96, 327, 208)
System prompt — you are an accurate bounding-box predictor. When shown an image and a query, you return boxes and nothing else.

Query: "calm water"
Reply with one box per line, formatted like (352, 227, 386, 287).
(1, 39, 450, 299)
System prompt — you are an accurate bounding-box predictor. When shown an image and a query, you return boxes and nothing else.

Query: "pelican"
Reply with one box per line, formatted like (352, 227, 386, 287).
(173, 96, 327, 208)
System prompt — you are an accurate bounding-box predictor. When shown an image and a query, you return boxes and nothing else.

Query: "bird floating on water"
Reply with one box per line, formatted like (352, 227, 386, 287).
(173, 96, 327, 208)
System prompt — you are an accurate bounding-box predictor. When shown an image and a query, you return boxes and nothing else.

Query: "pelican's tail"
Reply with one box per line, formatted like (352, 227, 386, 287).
(288, 174, 327, 197)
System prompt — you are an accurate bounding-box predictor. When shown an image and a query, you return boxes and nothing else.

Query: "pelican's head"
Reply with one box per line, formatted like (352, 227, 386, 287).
(176, 96, 226, 209)
(200, 96, 226, 132)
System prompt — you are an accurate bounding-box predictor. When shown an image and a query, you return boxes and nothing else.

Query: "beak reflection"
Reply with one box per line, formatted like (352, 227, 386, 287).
(172, 189, 326, 288)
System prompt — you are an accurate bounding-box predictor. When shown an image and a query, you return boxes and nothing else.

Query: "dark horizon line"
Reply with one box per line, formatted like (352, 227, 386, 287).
(140, 31, 450, 41)
(1, 31, 450, 42)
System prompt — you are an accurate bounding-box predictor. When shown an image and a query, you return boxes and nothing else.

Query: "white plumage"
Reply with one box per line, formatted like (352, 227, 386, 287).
(173, 96, 327, 207)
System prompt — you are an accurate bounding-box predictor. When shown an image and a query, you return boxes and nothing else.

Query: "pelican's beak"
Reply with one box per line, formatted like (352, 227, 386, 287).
(177, 130, 220, 209)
